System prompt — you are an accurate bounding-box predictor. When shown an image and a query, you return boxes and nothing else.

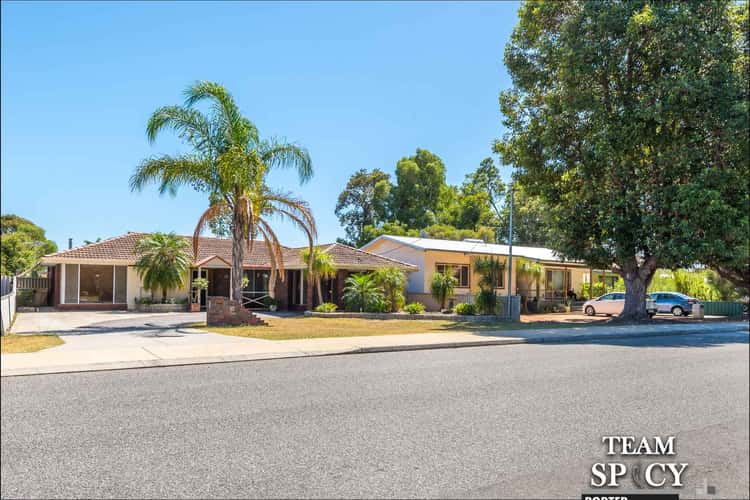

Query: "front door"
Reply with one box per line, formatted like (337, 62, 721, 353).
(208, 269, 230, 299)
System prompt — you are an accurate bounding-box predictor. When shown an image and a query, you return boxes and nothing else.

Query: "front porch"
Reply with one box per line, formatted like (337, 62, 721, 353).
(191, 267, 359, 311)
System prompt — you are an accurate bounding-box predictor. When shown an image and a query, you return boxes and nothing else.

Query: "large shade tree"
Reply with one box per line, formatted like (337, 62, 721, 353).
(131, 81, 316, 306)
(0, 215, 57, 276)
(497, 0, 749, 320)
(334, 168, 391, 247)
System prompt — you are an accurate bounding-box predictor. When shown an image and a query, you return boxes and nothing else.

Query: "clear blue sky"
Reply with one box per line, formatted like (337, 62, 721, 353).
(1, 1, 519, 250)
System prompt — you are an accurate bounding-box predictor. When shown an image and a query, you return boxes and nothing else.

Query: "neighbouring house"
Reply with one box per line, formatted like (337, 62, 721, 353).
(361, 235, 618, 311)
(39, 232, 416, 311)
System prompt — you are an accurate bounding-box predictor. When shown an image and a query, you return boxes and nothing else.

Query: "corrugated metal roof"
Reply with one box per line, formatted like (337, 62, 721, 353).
(364, 235, 582, 264)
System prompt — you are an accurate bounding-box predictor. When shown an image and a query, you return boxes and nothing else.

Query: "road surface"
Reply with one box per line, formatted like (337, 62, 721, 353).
(2, 330, 748, 498)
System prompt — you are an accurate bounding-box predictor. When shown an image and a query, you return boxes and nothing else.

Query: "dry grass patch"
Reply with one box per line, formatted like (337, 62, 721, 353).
(1, 334, 64, 353)
(198, 316, 577, 341)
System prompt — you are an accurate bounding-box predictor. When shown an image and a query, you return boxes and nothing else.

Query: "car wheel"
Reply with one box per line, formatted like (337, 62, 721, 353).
(671, 306, 684, 317)
(585, 306, 595, 316)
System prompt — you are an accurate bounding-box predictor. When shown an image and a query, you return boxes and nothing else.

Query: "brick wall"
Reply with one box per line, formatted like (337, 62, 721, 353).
(207, 296, 266, 326)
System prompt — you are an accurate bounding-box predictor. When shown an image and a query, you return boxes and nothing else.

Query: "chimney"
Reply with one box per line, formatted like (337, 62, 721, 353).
(68, 238, 72, 249)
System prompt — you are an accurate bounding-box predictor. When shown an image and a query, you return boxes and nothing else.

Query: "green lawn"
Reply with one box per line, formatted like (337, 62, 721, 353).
(197, 316, 579, 341)
(1, 334, 64, 353)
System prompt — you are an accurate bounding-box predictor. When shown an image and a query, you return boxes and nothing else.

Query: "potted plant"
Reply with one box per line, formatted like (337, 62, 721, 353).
(263, 296, 280, 312)
(191, 277, 209, 312)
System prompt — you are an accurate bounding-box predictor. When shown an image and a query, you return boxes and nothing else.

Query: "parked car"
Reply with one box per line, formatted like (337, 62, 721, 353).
(648, 291, 700, 316)
(583, 292, 658, 317)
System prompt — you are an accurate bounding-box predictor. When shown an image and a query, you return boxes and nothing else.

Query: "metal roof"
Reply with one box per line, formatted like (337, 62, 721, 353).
(363, 235, 583, 264)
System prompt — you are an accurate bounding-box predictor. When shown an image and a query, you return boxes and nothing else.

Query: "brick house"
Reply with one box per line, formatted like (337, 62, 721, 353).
(40, 232, 416, 311)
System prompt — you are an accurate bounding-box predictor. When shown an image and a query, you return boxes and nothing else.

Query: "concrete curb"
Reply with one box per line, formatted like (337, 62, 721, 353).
(2, 322, 746, 377)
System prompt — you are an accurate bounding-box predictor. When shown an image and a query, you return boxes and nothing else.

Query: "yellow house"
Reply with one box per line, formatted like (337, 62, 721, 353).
(361, 235, 616, 311)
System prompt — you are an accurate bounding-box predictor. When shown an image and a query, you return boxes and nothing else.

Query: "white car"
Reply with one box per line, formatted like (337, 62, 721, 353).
(583, 292, 657, 317)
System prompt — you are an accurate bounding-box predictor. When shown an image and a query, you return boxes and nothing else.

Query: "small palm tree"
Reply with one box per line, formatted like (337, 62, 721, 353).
(430, 268, 458, 311)
(342, 273, 383, 312)
(374, 266, 407, 312)
(300, 247, 337, 305)
(130, 81, 316, 306)
(516, 258, 543, 313)
(134, 233, 191, 303)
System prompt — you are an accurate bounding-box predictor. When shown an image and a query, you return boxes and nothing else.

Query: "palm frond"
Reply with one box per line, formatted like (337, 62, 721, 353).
(183, 80, 259, 147)
(193, 202, 229, 257)
(256, 220, 286, 278)
(260, 140, 313, 184)
(146, 106, 219, 154)
(130, 155, 215, 196)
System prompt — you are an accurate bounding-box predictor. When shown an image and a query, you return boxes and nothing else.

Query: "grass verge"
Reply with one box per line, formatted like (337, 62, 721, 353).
(1, 334, 64, 353)
(196, 316, 581, 341)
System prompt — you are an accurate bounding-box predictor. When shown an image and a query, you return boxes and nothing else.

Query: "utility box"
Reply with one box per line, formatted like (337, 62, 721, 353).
(692, 303, 705, 319)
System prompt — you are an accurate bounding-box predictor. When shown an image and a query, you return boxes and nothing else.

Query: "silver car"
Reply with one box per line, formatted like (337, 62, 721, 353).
(648, 291, 700, 316)
(583, 292, 657, 317)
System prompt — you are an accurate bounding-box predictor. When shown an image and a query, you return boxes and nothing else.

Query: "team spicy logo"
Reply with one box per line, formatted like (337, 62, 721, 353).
(591, 436, 688, 488)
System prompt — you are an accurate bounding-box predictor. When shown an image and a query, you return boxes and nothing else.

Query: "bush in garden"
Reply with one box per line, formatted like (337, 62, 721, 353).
(454, 302, 477, 315)
(404, 302, 425, 315)
(314, 302, 338, 313)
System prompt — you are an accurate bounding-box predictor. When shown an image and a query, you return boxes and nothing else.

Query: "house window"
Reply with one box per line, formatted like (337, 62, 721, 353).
(436, 264, 470, 288)
(598, 274, 618, 289)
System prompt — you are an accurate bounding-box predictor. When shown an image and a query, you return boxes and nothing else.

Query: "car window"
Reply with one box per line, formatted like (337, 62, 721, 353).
(598, 294, 612, 300)
(613, 293, 625, 300)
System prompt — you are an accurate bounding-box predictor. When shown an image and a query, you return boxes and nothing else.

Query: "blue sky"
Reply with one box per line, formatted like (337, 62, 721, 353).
(1, 1, 519, 250)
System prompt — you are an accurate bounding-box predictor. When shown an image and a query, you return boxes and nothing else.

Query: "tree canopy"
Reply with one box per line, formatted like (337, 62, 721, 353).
(337, 150, 551, 247)
(496, 0, 749, 319)
(0, 215, 57, 276)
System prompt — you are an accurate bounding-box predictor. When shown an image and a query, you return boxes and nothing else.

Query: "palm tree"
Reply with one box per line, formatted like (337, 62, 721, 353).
(374, 266, 407, 312)
(133, 233, 191, 303)
(300, 247, 337, 305)
(130, 81, 316, 306)
(342, 273, 383, 312)
(430, 268, 458, 311)
(516, 258, 543, 313)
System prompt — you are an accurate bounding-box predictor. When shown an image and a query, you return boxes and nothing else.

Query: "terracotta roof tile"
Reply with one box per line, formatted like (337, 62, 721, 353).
(42, 232, 416, 271)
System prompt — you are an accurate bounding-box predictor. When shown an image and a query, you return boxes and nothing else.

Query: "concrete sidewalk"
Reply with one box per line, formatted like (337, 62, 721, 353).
(2, 321, 747, 377)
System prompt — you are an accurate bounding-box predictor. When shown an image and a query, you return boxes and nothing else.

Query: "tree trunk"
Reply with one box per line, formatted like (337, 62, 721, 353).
(316, 277, 323, 305)
(268, 267, 277, 299)
(306, 274, 314, 310)
(162, 288, 167, 303)
(619, 255, 657, 321)
(231, 207, 245, 304)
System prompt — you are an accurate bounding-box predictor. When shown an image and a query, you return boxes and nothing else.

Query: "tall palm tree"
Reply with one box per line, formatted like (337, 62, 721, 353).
(300, 247, 337, 305)
(130, 81, 316, 305)
(133, 233, 191, 302)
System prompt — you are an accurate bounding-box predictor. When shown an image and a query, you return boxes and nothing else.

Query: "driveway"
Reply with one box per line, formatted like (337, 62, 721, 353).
(5, 311, 281, 372)
(12, 310, 206, 335)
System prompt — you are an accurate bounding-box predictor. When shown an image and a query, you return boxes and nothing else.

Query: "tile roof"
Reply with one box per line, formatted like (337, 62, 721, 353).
(41, 232, 417, 271)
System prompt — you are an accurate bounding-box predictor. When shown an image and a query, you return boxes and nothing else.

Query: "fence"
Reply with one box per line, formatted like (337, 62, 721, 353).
(702, 301, 745, 317)
(1, 276, 17, 334)
(16, 277, 49, 290)
(0, 276, 13, 296)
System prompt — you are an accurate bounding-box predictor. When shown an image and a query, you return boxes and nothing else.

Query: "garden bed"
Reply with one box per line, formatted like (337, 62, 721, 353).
(305, 311, 510, 322)
(135, 303, 188, 313)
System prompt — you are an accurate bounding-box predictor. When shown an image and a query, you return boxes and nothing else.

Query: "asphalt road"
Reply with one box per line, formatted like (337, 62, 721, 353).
(2, 330, 748, 499)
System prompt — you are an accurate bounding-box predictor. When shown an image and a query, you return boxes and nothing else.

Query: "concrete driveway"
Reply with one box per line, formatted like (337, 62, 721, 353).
(6, 311, 281, 368)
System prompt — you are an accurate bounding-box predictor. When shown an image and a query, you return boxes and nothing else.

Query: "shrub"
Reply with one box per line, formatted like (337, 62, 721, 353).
(16, 290, 34, 307)
(315, 302, 338, 313)
(454, 302, 477, 315)
(374, 266, 407, 312)
(430, 269, 458, 310)
(403, 302, 425, 314)
(475, 289, 498, 315)
(135, 297, 153, 305)
(263, 296, 280, 307)
(342, 273, 385, 312)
